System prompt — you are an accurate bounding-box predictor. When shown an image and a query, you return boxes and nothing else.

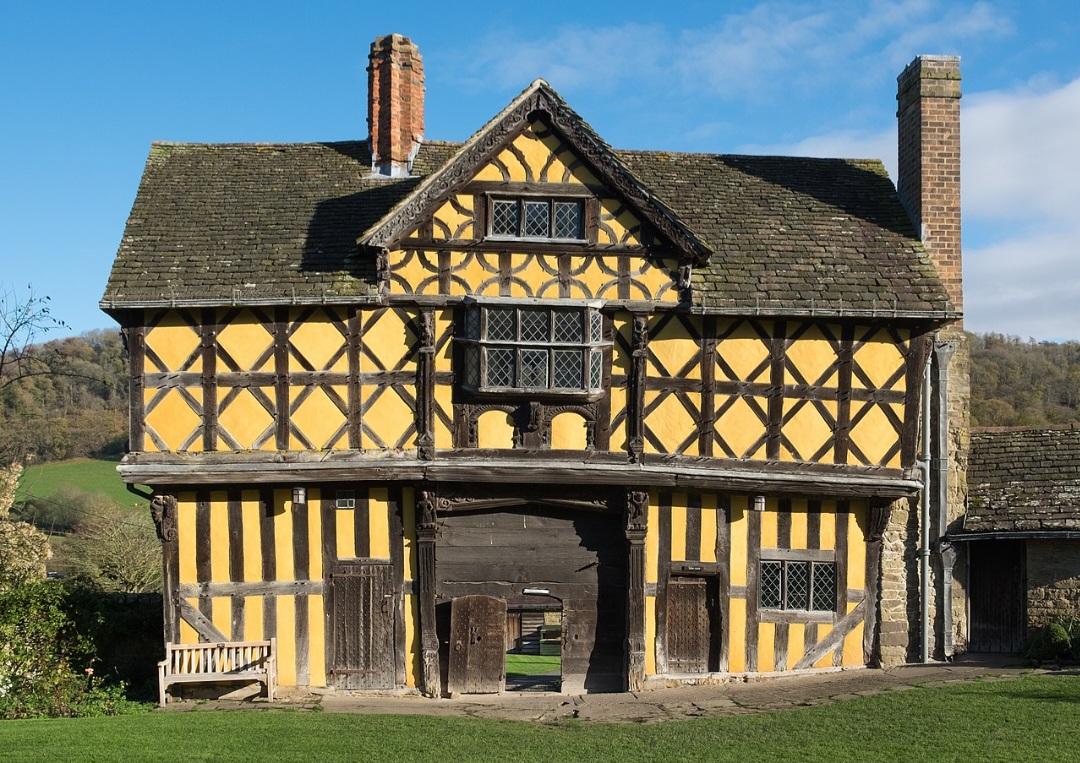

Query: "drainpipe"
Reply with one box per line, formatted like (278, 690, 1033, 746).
(919, 347, 933, 664)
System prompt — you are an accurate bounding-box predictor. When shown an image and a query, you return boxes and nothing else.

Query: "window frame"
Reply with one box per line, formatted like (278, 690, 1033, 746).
(485, 194, 588, 243)
(758, 553, 838, 615)
(458, 302, 609, 397)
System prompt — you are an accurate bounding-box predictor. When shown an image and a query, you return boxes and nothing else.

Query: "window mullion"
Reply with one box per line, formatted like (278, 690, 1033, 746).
(808, 563, 816, 611)
(780, 561, 788, 611)
(518, 199, 525, 238)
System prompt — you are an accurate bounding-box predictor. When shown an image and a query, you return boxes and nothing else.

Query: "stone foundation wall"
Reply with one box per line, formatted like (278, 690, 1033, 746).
(1027, 540, 1080, 627)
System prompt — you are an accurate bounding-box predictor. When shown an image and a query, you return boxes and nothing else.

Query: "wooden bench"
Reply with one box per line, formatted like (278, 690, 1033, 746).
(158, 639, 276, 707)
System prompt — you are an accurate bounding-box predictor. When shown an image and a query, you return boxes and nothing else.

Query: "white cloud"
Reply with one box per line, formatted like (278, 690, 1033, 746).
(741, 76, 1080, 339)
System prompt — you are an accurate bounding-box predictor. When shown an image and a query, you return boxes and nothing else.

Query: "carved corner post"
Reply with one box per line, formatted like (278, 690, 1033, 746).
(625, 488, 648, 692)
(122, 315, 146, 453)
(416, 310, 436, 461)
(150, 493, 180, 647)
(627, 314, 649, 463)
(863, 499, 891, 666)
(416, 486, 441, 697)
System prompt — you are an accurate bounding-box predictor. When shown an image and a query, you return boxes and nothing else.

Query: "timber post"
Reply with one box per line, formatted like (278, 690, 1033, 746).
(627, 313, 648, 463)
(625, 487, 648, 692)
(416, 486, 441, 696)
(416, 309, 436, 461)
(864, 499, 890, 665)
(150, 493, 180, 645)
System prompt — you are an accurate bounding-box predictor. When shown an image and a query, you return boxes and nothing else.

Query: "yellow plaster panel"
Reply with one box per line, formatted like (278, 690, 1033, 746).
(241, 490, 262, 582)
(274, 489, 294, 582)
(786, 324, 839, 387)
(645, 594, 657, 675)
(714, 396, 768, 460)
(335, 508, 355, 559)
(404, 593, 419, 687)
(757, 622, 776, 673)
(434, 310, 454, 373)
(145, 387, 203, 453)
(506, 253, 551, 299)
(145, 313, 201, 372)
(453, 252, 501, 297)
(814, 625, 835, 668)
(368, 487, 390, 560)
(551, 412, 588, 450)
(630, 260, 678, 303)
(781, 398, 837, 464)
(819, 501, 837, 550)
(608, 385, 627, 451)
(643, 391, 699, 456)
(648, 317, 700, 379)
(432, 195, 474, 240)
(728, 597, 746, 672)
(217, 387, 274, 451)
(512, 130, 549, 179)
(361, 309, 417, 373)
(388, 250, 439, 296)
(211, 596, 231, 639)
(729, 496, 748, 587)
(849, 404, 899, 466)
(289, 311, 347, 372)
(790, 499, 809, 549)
(308, 595, 326, 687)
(243, 596, 263, 641)
(847, 502, 867, 591)
(210, 491, 229, 583)
(307, 489, 322, 581)
(435, 383, 454, 449)
(573, 256, 615, 299)
(476, 409, 515, 449)
(842, 618, 865, 667)
(700, 494, 718, 563)
(787, 623, 806, 670)
(217, 309, 274, 372)
(716, 321, 771, 382)
(180, 599, 198, 644)
(177, 492, 197, 585)
(670, 498, 687, 562)
(291, 386, 347, 450)
(853, 329, 906, 391)
(495, 146, 527, 181)
(275, 595, 296, 686)
(645, 493, 659, 584)
(760, 504, 778, 550)
(361, 386, 415, 451)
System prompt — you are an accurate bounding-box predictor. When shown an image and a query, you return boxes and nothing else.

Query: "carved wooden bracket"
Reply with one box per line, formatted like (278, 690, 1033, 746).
(150, 493, 178, 543)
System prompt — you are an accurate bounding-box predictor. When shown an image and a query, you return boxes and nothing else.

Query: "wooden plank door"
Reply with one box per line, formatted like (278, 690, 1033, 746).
(447, 595, 507, 694)
(329, 561, 396, 689)
(969, 541, 1026, 653)
(666, 577, 709, 673)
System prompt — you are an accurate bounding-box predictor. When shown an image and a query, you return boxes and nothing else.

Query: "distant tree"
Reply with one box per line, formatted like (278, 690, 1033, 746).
(66, 495, 159, 593)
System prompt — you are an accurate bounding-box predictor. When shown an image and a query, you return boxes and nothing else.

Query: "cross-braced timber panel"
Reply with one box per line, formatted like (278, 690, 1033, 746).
(214, 307, 278, 451)
(643, 313, 702, 456)
(712, 319, 772, 460)
(142, 309, 204, 452)
(359, 307, 419, 451)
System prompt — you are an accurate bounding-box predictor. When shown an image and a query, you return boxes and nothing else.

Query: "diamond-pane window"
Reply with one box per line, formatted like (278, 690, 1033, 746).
(492, 199, 520, 236)
(553, 201, 583, 239)
(486, 347, 515, 387)
(590, 350, 603, 389)
(519, 349, 549, 388)
(760, 561, 783, 609)
(487, 308, 515, 341)
(812, 562, 836, 611)
(554, 311, 583, 343)
(786, 561, 810, 610)
(520, 309, 550, 342)
(524, 200, 550, 237)
(458, 306, 609, 393)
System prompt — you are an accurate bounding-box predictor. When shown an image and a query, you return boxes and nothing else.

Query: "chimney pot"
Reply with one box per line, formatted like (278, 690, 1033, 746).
(368, 34, 425, 178)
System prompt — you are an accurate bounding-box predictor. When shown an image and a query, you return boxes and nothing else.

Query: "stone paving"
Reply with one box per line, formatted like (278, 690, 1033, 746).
(167, 658, 1046, 723)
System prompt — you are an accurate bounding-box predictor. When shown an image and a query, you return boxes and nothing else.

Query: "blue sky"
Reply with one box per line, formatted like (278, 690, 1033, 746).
(2, 0, 1079, 339)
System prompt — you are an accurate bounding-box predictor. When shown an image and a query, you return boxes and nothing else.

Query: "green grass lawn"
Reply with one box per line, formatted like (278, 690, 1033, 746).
(0, 675, 1077, 761)
(505, 653, 561, 676)
(15, 457, 135, 507)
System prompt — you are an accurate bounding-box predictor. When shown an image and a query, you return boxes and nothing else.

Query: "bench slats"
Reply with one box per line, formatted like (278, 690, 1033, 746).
(159, 638, 276, 707)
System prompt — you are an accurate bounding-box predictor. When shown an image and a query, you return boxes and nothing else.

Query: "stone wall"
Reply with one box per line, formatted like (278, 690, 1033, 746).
(1027, 540, 1080, 627)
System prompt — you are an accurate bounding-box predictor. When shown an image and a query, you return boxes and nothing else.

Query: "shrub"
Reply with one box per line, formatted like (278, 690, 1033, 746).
(0, 581, 143, 718)
(1024, 622, 1072, 663)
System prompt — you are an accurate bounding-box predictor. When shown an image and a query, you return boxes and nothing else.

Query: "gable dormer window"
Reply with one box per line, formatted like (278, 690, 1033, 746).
(488, 197, 585, 241)
(459, 303, 607, 395)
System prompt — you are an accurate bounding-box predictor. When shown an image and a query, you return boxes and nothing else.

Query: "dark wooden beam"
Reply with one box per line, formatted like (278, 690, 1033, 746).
(126, 318, 146, 452)
(274, 307, 289, 449)
(416, 310, 436, 461)
(150, 494, 180, 645)
(415, 487, 441, 697)
(201, 308, 218, 451)
(625, 488, 648, 691)
(833, 322, 855, 464)
(627, 314, 648, 463)
(766, 320, 787, 459)
(347, 308, 362, 449)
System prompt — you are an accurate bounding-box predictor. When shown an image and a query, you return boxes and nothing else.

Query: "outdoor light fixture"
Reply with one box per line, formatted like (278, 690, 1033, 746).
(523, 588, 550, 596)
(752, 495, 766, 512)
(292, 487, 307, 506)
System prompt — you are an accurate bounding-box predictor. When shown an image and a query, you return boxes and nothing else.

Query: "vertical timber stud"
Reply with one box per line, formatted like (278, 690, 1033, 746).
(416, 487, 441, 697)
(416, 309, 436, 460)
(274, 307, 290, 449)
(716, 495, 731, 672)
(900, 333, 934, 467)
(347, 308, 362, 449)
(126, 316, 145, 452)
(625, 488, 648, 691)
(775, 500, 792, 671)
(699, 316, 717, 457)
(745, 508, 761, 672)
(627, 314, 649, 463)
(200, 308, 218, 451)
(834, 323, 855, 464)
(150, 494, 180, 645)
(655, 491, 672, 674)
(833, 500, 850, 667)
(864, 499, 890, 665)
(390, 487, 406, 687)
(766, 321, 787, 460)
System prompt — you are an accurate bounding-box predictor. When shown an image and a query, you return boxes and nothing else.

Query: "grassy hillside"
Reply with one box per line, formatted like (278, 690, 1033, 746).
(16, 457, 135, 507)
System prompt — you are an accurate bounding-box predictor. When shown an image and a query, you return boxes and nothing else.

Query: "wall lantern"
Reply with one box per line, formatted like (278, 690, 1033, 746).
(523, 588, 550, 596)
(752, 495, 766, 512)
(292, 487, 307, 506)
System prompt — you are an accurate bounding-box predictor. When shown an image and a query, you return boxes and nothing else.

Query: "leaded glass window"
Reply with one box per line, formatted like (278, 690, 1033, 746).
(459, 304, 608, 394)
(486, 197, 586, 240)
(758, 558, 838, 612)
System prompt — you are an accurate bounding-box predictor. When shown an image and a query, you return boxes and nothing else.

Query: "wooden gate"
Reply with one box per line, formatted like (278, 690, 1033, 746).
(447, 595, 507, 694)
(666, 577, 710, 673)
(329, 561, 396, 689)
(969, 540, 1026, 653)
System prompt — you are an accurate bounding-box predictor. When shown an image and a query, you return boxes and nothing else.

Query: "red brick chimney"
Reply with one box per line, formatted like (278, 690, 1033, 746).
(896, 55, 962, 314)
(368, 34, 425, 178)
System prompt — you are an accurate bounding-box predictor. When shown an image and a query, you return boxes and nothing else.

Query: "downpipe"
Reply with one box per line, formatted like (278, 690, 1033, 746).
(919, 349, 933, 663)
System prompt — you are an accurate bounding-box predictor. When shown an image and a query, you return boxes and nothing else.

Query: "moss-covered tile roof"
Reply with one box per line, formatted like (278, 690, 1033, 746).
(102, 138, 953, 319)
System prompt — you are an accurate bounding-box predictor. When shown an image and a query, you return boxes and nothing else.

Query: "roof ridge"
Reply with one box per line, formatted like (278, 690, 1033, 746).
(973, 424, 1080, 435)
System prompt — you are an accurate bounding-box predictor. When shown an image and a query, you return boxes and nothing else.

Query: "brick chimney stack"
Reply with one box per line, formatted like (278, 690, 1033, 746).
(896, 55, 962, 314)
(368, 34, 425, 178)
